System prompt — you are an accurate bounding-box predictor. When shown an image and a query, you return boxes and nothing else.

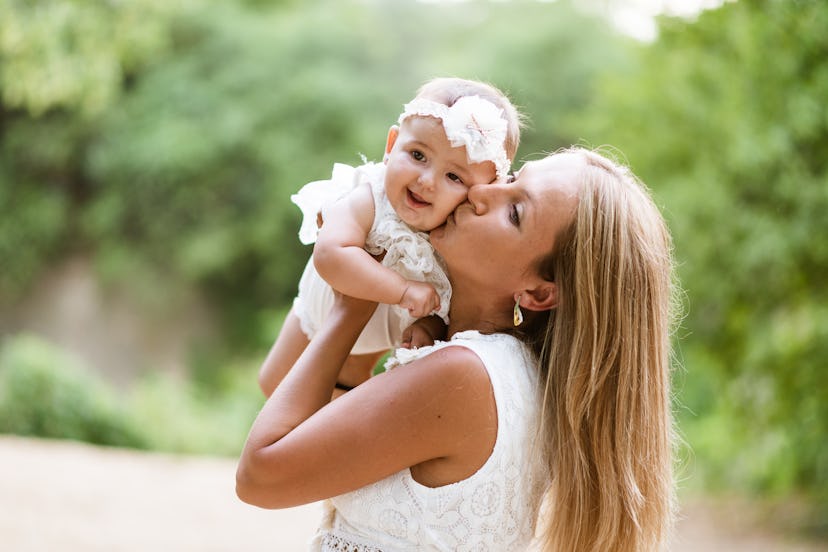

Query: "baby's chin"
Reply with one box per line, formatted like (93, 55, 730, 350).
(401, 212, 444, 233)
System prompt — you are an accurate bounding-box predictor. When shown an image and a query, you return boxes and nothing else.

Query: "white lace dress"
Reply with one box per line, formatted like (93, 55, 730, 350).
(291, 162, 452, 354)
(311, 331, 549, 551)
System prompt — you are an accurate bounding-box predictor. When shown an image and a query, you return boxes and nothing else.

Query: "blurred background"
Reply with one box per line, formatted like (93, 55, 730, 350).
(0, 0, 825, 546)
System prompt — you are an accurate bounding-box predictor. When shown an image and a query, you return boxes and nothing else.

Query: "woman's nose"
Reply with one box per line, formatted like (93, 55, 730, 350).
(467, 184, 493, 214)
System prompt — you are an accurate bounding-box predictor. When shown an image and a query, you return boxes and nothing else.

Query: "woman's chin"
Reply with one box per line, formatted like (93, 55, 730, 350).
(429, 221, 448, 241)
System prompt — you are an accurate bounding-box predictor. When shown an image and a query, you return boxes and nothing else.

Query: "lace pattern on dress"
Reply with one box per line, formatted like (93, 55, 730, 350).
(320, 532, 385, 552)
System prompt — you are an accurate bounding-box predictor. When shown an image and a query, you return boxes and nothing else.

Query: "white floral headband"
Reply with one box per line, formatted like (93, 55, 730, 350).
(398, 96, 510, 180)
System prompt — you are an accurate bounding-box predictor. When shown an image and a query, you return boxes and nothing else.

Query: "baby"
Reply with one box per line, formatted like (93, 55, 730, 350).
(259, 77, 522, 396)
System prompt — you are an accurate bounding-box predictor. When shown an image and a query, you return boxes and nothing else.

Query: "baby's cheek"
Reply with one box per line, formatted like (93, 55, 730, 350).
(453, 187, 470, 207)
(442, 190, 468, 217)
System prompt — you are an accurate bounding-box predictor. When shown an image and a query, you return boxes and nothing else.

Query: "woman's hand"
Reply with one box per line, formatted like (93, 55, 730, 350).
(398, 281, 440, 318)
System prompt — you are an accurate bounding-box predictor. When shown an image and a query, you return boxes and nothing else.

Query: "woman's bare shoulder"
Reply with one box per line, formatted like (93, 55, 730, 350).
(369, 345, 495, 448)
(381, 344, 491, 396)
(377, 345, 497, 485)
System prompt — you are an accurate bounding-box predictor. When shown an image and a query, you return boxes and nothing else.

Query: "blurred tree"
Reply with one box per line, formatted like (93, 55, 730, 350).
(0, 0, 187, 300)
(0, 0, 182, 116)
(1, 0, 622, 351)
(574, 0, 828, 518)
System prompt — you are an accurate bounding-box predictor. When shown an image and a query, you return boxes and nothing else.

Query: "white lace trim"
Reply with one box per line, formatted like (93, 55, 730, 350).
(320, 532, 384, 552)
(384, 330, 488, 370)
(399, 96, 510, 180)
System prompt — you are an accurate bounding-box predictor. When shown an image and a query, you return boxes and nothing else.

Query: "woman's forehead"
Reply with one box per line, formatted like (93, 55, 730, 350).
(522, 154, 583, 197)
(518, 155, 581, 242)
(526, 152, 583, 173)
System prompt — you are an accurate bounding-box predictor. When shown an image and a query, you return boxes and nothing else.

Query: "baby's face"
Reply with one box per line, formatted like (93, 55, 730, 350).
(384, 116, 498, 232)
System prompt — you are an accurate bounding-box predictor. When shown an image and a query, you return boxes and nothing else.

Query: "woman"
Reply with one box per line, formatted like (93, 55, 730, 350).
(236, 147, 678, 551)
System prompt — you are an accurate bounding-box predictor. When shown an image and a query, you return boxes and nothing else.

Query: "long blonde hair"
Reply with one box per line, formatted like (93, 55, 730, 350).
(528, 148, 678, 551)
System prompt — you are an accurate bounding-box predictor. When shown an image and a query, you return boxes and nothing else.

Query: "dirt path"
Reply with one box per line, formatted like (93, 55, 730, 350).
(1, 436, 824, 551)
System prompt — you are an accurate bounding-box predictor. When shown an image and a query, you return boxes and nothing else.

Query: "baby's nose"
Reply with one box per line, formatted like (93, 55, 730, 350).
(418, 170, 436, 191)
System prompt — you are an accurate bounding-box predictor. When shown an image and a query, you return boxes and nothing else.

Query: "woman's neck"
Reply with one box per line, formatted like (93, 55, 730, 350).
(445, 284, 512, 337)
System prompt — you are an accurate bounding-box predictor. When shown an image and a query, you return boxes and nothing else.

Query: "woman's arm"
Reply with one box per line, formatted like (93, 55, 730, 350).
(236, 298, 495, 509)
(313, 184, 439, 317)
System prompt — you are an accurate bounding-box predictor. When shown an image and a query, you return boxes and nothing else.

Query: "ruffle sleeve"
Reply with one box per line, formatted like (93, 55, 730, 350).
(290, 163, 361, 245)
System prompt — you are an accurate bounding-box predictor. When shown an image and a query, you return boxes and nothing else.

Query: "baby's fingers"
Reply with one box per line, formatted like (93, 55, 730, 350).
(407, 304, 429, 318)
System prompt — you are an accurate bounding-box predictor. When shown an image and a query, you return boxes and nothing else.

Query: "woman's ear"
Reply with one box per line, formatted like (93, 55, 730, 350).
(520, 282, 558, 312)
(384, 125, 400, 161)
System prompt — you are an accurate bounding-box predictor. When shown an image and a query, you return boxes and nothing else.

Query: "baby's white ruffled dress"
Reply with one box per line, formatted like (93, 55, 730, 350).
(291, 162, 452, 354)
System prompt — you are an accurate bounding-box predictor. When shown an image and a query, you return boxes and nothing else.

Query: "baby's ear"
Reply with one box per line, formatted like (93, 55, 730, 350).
(521, 282, 558, 312)
(385, 125, 400, 158)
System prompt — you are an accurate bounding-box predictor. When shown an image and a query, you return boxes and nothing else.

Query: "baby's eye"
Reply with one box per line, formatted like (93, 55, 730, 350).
(509, 204, 520, 226)
(447, 172, 464, 185)
(411, 150, 425, 162)
(506, 172, 516, 184)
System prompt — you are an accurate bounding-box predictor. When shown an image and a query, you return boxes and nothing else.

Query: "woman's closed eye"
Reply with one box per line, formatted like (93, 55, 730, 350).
(509, 204, 520, 227)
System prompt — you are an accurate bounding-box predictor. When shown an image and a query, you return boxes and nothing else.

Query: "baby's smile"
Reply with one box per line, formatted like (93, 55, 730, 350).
(406, 188, 431, 207)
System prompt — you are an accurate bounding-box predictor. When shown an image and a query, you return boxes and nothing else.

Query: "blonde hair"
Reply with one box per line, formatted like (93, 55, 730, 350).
(414, 77, 523, 161)
(527, 147, 678, 551)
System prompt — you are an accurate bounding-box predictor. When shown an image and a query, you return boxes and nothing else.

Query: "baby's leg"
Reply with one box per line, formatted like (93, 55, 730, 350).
(258, 308, 309, 397)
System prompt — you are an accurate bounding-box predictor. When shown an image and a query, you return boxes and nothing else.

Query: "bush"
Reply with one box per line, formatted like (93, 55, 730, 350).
(0, 333, 265, 457)
(128, 358, 264, 457)
(0, 334, 148, 448)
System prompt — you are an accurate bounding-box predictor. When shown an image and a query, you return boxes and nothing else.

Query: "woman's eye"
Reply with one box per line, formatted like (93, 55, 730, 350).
(506, 172, 516, 184)
(509, 204, 520, 226)
(411, 150, 425, 162)
(447, 172, 463, 185)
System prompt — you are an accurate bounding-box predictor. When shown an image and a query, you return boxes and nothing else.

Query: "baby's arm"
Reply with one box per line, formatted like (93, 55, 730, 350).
(313, 183, 440, 317)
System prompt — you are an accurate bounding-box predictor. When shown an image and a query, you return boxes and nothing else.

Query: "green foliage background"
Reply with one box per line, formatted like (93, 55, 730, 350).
(1, 0, 825, 526)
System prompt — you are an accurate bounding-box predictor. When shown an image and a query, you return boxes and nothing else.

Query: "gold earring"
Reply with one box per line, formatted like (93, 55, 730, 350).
(513, 295, 524, 326)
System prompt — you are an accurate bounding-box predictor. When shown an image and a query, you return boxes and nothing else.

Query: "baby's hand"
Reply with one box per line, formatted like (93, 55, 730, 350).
(401, 315, 447, 349)
(399, 281, 440, 318)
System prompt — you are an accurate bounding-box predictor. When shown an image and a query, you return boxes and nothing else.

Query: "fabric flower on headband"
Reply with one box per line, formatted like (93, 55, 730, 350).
(399, 96, 510, 180)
